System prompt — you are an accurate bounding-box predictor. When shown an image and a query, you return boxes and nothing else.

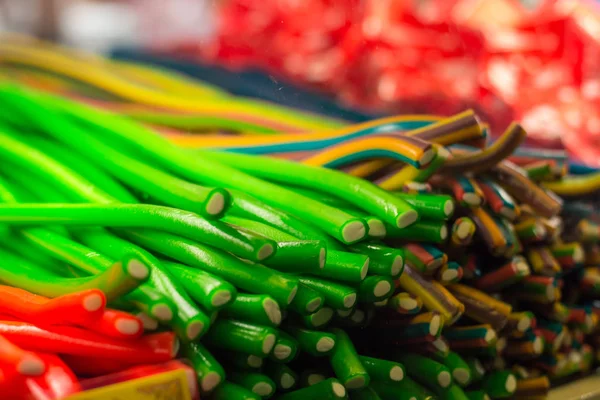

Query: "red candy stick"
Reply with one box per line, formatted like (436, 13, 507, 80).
(87, 309, 144, 340)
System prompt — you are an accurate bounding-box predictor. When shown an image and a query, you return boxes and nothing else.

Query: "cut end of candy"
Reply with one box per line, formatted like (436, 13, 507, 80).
(262, 334, 277, 354)
(17, 357, 45, 376)
(485, 329, 497, 343)
(500, 206, 516, 220)
(444, 200, 455, 217)
(332, 381, 346, 397)
(440, 225, 449, 240)
(341, 220, 367, 243)
(391, 256, 403, 276)
(257, 243, 275, 261)
(264, 298, 282, 325)
(456, 221, 471, 239)
(389, 366, 404, 381)
(252, 382, 273, 397)
(311, 307, 333, 327)
(137, 312, 159, 330)
(343, 293, 357, 309)
(399, 297, 418, 311)
(533, 336, 543, 354)
(474, 359, 485, 376)
(442, 268, 458, 282)
(211, 290, 232, 307)
(115, 318, 141, 336)
(127, 259, 150, 280)
(574, 245, 584, 263)
(206, 192, 226, 216)
(247, 355, 263, 368)
(345, 375, 366, 389)
(367, 219, 386, 237)
(433, 338, 448, 353)
(517, 316, 531, 332)
(152, 304, 174, 322)
(463, 193, 482, 206)
(202, 372, 222, 392)
(281, 373, 295, 389)
(351, 309, 365, 324)
(83, 293, 104, 312)
(319, 248, 326, 269)
(374, 280, 391, 297)
(430, 314, 441, 336)
(308, 374, 325, 386)
(515, 260, 530, 275)
(316, 337, 335, 353)
(187, 321, 204, 340)
(337, 309, 353, 318)
(505, 375, 517, 393)
(453, 368, 470, 385)
(554, 330, 565, 351)
(171, 337, 181, 357)
(306, 297, 322, 313)
(437, 371, 451, 388)
(360, 260, 369, 280)
(274, 344, 292, 360)
(397, 210, 418, 229)
(420, 148, 436, 167)
(287, 285, 298, 305)
(546, 285, 556, 301)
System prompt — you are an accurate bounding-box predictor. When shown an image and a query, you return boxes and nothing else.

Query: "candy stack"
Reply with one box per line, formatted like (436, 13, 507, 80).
(0, 37, 599, 400)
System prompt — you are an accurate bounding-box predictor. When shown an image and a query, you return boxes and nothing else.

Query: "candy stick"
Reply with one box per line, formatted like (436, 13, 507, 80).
(0, 334, 45, 377)
(269, 331, 298, 363)
(277, 378, 347, 399)
(464, 390, 490, 400)
(537, 321, 566, 354)
(0, 230, 65, 276)
(450, 217, 476, 246)
(402, 243, 436, 273)
(386, 219, 448, 243)
(514, 218, 546, 243)
(477, 179, 519, 221)
(505, 312, 536, 337)
(513, 376, 550, 399)
(285, 325, 336, 356)
(298, 369, 329, 387)
(474, 257, 530, 292)
(0, 321, 176, 363)
(435, 383, 471, 400)
(357, 275, 394, 303)
(298, 276, 357, 310)
(504, 335, 544, 359)
(329, 328, 370, 389)
(398, 353, 452, 390)
(211, 381, 261, 400)
(480, 371, 517, 399)
(352, 386, 383, 400)
(465, 358, 486, 383)
(507, 276, 559, 304)
(387, 292, 423, 315)
(387, 312, 443, 342)
(371, 377, 435, 400)
(301, 307, 334, 329)
(419, 244, 447, 272)
(0, 286, 105, 328)
(435, 262, 463, 285)
(445, 325, 497, 356)
(349, 243, 404, 278)
(402, 181, 433, 193)
(448, 284, 511, 331)
(122, 229, 298, 306)
(87, 309, 144, 339)
(219, 294, 280, 329)
(0, 203, 276, 262)
(182, 341, 225, 393)
(393, 193, 455, 220)
(358, 356, 405, 383)
(526, 247, 561, 276)
(204, 319, 278, 357)
(163, 261, 237, 311)
(287, 284, 324, 315)
(229, 371, 276, 399)
(469, 207, 507, 256)
(313, 251, 370, 283)
(264, 362, 298, 391)
(431, 351, 472, 387)
(550, 242, 584, 270)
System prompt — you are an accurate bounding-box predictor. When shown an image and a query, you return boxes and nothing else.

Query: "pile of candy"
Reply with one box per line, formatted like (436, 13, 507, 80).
(1, 36, 600, 399)
(198, 0, 600, 165)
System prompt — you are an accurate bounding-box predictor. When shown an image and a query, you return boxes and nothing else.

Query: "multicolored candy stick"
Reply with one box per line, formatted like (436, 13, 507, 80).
(505, 312, 536, 337)
(211, 381, 261, 400)
(387, 292, 423, 315)
(435, 262, 464, 285)
(276, 378, 347, 400)
(526, 247, 561, 276)
(398, 353, 453, 391)
(450, 217, 477, 247)
(444, 325, 497, 356)
(513, 376, 550, 399)
(477, 178, 519, 221)
(447, 284, 511, 331)
(504, 334, 545, 359)
(329, 328, 370, 389)
(474, 257, 530, 292)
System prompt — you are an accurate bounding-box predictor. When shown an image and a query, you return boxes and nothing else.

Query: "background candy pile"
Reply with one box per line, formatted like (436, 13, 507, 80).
(1, 37, 600, 399)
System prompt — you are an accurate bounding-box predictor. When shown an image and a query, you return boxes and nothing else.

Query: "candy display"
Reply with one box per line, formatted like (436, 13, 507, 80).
(0, 36, 600, 399)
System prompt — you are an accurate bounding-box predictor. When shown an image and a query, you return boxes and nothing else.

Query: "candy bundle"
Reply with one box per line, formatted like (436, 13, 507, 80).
(0, 37, 600, 399)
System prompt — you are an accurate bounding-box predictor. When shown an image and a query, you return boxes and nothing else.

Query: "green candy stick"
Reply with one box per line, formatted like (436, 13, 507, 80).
(288, 283, 324, 315)
(480, 371, 516, 399)
(211, 381, 260, 400)
(277, 378, 347, 400)
(386, 219, 448, 243)
(358, 356, 405, 383)
(301, 307, 334, 329)
(352, 386, 382, 400)
(229, 371, 276, 399)
(264, 362, 298, 391)
(298, 277, 356, 310)
(465, 390, 491, 400)
(436, 384, 470, 400)
(432, 350, 472, 387)
(313, 250, 370, 283)
(204, 319, 278, 357)
(466, 358, 486, 383)
(398, 353, 453, 390)
(122, 229, 298, 306)
(182, 342, 225, 393)
(285, 325, 337, 356)
(221, 293, 282, 327)
(357, 276, 394, 303)
(329, 328, 370, 389)
(0, 203, 274, 263)
(394, 193, 455, 221)
(269, 331, 298, 363)
(349, 243, 404, 278)
(2, 230, 65, 275)
(216, 350, 264, 370)
(371, 378, 435, 400)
